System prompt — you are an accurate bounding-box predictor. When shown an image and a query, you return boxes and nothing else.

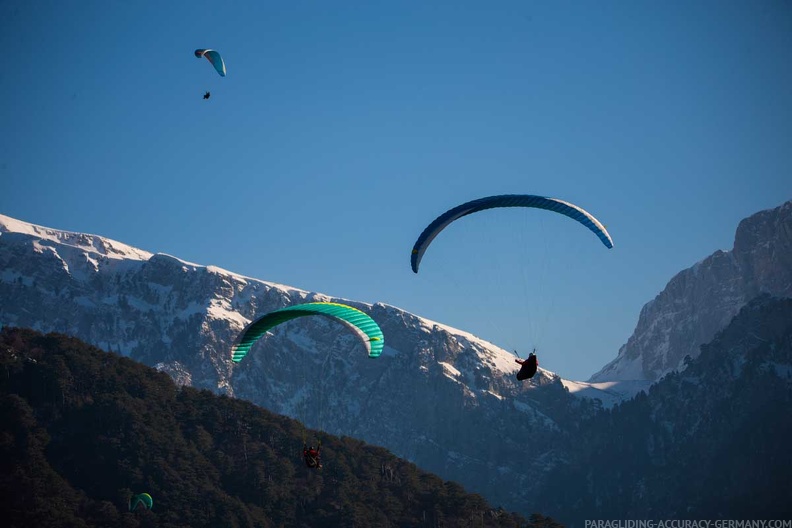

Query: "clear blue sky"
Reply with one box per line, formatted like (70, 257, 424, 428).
(2, 1, 790, 380)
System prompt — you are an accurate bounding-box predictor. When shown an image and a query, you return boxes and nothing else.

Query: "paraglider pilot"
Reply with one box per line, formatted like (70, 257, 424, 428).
(303, 442, 322, 469)
(203, 91, 211, 100)
(515, 350, 538, 381)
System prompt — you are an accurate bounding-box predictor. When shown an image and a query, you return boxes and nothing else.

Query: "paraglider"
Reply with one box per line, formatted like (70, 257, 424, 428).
(515, 351, 538, 381)
(232, 302, 383, 470)
(194, 48, 225, 99)
(129, 492, 153, 511)
(410, 194, 614, 273)
(303, 442, 322, 469)
(194, 49, 226, 77)
(410, 194, 614, 377)
(231, 302, 384, 363)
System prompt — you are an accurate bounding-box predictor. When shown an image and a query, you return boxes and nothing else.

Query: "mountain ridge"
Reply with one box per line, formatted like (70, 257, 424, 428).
(1, 212, 593, 515)
(591, 199, 792, 382)
(3, 201, 791, 520)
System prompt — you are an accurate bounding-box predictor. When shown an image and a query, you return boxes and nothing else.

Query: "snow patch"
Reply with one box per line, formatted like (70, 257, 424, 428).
(439, 361, 461, 379)
(561, 378, 653, 408)
(1, 213, 152, 261)
(590, 349, 646, 382)
(485, 390, 504, 400)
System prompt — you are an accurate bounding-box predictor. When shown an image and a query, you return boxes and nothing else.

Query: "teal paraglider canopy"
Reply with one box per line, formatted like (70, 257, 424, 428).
(194, 48, 226, 77)
(129, 492, 153, 511)
(231, 302, 384, 363)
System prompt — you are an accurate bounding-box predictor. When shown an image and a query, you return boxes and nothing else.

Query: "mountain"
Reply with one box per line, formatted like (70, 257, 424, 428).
(591, 200, 792, 382)
(0, 213, 597, 516)
(540, 295, 792, 525)
(0, 326, 555, 528)
(3, 201, 791, 522)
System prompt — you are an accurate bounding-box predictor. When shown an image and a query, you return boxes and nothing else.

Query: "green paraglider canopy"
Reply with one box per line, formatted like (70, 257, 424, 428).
(231, 302, 384, 362)
(129, 492, 153, 511)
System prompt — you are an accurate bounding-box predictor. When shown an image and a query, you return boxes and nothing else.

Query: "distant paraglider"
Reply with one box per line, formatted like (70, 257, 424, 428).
(129, 492, 153, 512)
(195, 48, 225, 99)
(303, 442, 322, 469)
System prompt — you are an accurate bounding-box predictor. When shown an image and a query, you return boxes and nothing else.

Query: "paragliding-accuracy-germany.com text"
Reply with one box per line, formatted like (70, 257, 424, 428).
(585, 521, 792, 528)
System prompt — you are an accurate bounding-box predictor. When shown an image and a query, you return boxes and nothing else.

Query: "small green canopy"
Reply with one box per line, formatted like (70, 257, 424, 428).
(130, 492, 153, 511)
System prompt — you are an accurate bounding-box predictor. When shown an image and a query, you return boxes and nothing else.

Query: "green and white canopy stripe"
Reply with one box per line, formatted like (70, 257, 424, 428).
(231, 302, 384, 362)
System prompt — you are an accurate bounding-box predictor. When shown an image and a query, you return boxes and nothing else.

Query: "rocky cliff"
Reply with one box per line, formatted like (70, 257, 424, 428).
(591, 200, 792, 382)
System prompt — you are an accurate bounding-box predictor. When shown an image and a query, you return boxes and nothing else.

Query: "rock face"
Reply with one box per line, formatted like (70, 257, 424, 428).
(591, 200, 792, 382)
(0, 213, 592, 514)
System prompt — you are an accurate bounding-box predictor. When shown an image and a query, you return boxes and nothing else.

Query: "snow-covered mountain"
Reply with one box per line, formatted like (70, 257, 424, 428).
(4, 201, 790, 520)
(0, 212, 599, 513)
(591, 200, 792, 382)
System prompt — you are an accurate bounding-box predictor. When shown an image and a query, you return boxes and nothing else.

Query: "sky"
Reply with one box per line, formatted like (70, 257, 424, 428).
(1, 0, 791, 381)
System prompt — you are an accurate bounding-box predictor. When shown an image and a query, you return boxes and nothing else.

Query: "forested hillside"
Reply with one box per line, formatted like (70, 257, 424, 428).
(0, 327, 559, 528)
